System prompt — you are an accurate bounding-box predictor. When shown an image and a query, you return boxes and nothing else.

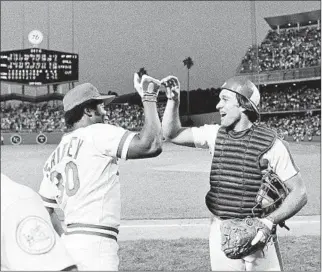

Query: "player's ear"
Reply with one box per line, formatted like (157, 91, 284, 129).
(84, 107, 93, 117)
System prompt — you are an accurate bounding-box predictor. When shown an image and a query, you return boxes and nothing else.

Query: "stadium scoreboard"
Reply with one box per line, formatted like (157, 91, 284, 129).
(0, 48, 78, 85)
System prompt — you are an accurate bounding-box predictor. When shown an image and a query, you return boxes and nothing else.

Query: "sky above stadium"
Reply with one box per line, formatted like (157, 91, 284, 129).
(1, 1, 320, 95)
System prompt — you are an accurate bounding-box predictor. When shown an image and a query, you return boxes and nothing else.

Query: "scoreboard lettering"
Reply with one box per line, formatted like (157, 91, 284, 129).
(0, 48, 78, 85)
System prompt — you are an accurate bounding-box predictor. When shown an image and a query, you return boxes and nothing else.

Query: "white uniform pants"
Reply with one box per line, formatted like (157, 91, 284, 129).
(61, 233, 119, 271)
(209, 216, 281, 271)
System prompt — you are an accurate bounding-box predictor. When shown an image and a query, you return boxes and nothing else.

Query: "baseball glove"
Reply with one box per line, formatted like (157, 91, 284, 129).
(220, 217, 272, 259)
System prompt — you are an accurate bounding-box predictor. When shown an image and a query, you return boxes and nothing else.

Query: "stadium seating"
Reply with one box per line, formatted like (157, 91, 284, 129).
(260, 84, 321, 112)
(240, 26, 321, 73)
(258, 113, 321, 141)
(1, 102, 65, 133)
(1, 86, 320, 139)
(0, 102, 167, 133)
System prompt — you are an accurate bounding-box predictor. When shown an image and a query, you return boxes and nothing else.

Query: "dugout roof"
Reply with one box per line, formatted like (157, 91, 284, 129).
(264, 10, 321, 30)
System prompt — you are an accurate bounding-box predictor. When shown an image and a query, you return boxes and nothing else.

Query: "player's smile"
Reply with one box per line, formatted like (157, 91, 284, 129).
(220, 112, 227, 121)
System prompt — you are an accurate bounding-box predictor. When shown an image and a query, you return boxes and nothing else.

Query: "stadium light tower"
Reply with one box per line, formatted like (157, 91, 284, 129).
(21, 2, 25, 98)
(71, 0, 75, 89)
(47, 1, 51, 96)
(250, 1, 261, 120)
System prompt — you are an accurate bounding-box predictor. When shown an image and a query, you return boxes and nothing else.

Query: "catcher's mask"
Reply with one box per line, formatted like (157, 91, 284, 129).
(253, 159, 289, 216)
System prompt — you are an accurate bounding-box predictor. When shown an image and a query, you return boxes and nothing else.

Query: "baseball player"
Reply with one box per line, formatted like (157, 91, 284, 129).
(161, 75, 307, 271)
(38, 73, 162, 271)
(1, 173, 77, 271)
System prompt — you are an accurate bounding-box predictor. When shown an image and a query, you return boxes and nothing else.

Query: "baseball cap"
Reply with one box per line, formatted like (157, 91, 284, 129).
(220, 76, 260, 114)
(63, 83, 115, 112)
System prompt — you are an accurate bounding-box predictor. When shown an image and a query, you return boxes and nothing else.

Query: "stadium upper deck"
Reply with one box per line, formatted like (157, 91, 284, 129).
(235, 10, 321, 85)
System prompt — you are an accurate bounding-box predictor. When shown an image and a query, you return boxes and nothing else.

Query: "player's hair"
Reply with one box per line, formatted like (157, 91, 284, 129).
(236, 93, 258, 122)
(64, 99, 102, 128)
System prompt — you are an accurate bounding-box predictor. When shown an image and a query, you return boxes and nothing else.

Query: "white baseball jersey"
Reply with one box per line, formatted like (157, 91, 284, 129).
(1, 173, 76, 271)
(191, 124, 300, 182)
(39, 123, 136, 240)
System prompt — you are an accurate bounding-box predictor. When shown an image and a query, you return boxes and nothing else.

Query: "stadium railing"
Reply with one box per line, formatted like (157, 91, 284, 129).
(235, 66, 321, 85)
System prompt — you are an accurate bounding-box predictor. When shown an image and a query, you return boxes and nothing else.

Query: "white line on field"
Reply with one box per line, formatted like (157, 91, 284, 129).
(121, 220, 320, 228)
(121, 224, 208, 228)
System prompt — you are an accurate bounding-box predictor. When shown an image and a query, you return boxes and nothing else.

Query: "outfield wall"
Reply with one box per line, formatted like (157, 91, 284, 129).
(181, 112, 221, 126)
(1, 130, 320, 145)
(1, 132, 63, 145)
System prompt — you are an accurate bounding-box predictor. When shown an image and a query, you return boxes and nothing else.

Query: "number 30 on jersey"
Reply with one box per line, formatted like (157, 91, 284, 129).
(50, 161, 80, 204)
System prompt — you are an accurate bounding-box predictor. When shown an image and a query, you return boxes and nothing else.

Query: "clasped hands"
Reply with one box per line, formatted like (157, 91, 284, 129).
(133, 73, 181, 102)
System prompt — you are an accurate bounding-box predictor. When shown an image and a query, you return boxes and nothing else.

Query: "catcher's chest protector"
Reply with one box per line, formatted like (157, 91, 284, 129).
(206, 125, 276, 219)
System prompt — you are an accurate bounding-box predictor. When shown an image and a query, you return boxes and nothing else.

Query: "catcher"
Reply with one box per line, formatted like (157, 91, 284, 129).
(161, 76, 308, 271)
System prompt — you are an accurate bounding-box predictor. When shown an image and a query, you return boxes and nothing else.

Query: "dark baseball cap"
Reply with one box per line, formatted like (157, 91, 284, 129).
(63, 83, 115, 112)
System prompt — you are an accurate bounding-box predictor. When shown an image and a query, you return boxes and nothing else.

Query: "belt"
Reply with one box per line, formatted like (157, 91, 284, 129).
(65, 223, 119, 241)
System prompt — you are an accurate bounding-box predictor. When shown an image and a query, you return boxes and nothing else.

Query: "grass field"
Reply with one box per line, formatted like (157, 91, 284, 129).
(119, 236, 321, 271)
(1, 141, 320, 271)
(1, 141, 320, 219)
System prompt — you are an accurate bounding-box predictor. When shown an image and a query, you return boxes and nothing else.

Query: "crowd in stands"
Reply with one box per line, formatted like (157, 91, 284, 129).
(0, 102, 166, 133)
(1, 98, 320, 141)
(104, 104, 144, 130)
(240, 25, 321, 73)
(259, 113, 321, 141)
(1, 84, 320, 141)
(104, 103, 166, 130)
(260, 84, 321, 112)
(1, 102, 65, 133)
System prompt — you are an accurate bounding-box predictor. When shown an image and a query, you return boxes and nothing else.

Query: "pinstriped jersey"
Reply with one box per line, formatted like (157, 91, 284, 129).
(38, 123, 136, 231)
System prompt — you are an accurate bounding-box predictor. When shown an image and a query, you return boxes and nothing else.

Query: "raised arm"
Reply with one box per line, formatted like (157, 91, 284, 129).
(126, 73, 163, 159)
(161, 76, 195, 147)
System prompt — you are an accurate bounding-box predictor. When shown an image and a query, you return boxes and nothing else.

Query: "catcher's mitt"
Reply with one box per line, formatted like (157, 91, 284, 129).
(220, 217, 272, 259)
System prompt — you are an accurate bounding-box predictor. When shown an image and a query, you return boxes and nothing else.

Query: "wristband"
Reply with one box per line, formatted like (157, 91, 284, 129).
(142, 95, 157, 102)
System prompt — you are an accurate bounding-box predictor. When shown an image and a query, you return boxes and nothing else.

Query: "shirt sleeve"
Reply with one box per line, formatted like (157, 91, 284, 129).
(91, 123, 136, 159)
(262, 138, 300, 182)
(191, 124, 220, 155)
(38, 174, 59, 209)
(1, 191, 76, 271)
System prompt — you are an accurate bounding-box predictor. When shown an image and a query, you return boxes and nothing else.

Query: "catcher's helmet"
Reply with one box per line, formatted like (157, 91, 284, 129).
(221, 77, 260, 114)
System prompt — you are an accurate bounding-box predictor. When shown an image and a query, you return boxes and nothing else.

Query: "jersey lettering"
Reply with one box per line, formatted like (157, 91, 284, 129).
(47, 138, 84, 173)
